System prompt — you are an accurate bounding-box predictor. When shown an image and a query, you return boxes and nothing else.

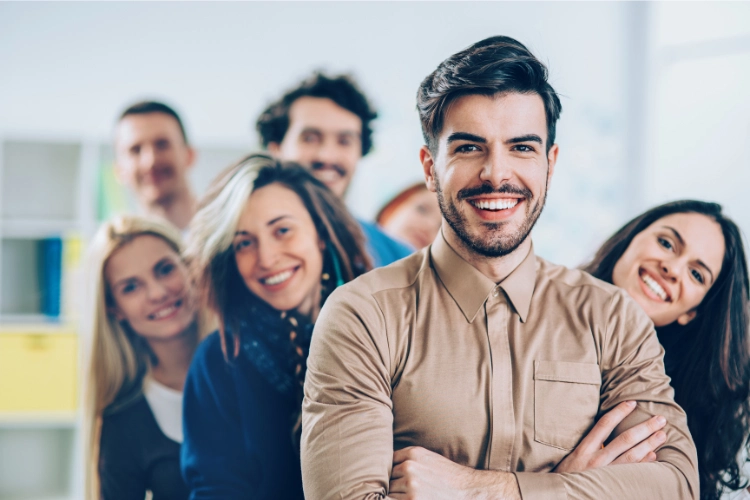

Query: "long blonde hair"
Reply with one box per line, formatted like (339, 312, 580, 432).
(82, 215, 206, 499)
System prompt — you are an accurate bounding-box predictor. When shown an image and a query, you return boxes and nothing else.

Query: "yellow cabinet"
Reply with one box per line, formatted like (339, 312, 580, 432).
(0, 333, 78, 412)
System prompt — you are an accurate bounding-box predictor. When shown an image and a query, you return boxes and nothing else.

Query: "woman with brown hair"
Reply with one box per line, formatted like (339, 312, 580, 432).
(581, 200, 750, 500)
(181, 154, 371, 498)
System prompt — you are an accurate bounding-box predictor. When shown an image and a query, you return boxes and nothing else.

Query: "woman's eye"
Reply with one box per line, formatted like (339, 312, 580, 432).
(276, 226, 291, 237)
(691, 269, 705, 284)
(121, 283, 137, 294)
(158, 263, 175, 276)
(657, 237, 674, 251)
(234, 239, 253, 252)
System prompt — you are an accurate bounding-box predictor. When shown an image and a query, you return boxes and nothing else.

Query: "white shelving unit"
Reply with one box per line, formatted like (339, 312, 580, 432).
(0, 135, 248, 499)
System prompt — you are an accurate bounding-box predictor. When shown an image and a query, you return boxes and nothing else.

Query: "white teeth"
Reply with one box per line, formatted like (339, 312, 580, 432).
(262, 269, 294, 286)
(641, 273, 668, 301)
(151, 305, 177, 319)
(472, 199, 519, 211)
(315, 170, 340, 182)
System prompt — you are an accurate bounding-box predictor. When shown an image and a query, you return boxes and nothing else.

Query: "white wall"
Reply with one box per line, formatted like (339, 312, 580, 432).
(644, 2, 750, 244)
(3, 1, 739, 267)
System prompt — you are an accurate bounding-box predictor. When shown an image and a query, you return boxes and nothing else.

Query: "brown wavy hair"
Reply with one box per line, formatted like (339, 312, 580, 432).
(583, 200, 750, 500)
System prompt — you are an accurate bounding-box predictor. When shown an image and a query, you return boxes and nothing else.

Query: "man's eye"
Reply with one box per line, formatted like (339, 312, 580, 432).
(302, 134, 320, 144)
(455, 144, 480, 153)
(691, 269, 705, 284)
(155, 140, 171, 151)
(513, 144, 535, 153)
(657, 237, 674, 251)
(129, 146, 141, 156)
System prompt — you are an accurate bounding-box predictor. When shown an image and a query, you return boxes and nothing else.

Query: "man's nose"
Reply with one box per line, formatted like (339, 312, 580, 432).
(479, 150, 512, 188)
(138, 145, 157, 170)
(314, 138, 340, 166)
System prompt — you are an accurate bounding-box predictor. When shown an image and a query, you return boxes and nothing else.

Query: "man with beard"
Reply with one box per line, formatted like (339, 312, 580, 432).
(256, 72, 413, 267)
(114, 101, 197, 232)
(300, 37, 698, 500)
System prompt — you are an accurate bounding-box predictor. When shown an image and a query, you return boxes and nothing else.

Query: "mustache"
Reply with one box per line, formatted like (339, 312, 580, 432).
(457, 183, 532, 200)
(310, 161, 346, 177)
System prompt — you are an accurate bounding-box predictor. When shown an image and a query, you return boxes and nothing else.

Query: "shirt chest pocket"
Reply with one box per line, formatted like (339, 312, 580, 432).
(534, 360, 601, 451)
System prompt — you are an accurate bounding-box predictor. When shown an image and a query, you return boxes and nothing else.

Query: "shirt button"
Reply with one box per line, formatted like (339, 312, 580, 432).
(492, 287, 500, 297)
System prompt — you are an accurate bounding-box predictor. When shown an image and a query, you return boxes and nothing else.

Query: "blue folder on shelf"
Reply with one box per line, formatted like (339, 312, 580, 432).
(39, 237, 63, 318)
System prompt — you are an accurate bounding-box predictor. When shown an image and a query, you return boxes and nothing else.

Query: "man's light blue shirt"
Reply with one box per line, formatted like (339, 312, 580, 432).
(357, 218, 413, 268)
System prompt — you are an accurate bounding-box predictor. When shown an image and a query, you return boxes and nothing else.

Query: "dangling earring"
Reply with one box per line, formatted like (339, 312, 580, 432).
(327, 245, 345, 287)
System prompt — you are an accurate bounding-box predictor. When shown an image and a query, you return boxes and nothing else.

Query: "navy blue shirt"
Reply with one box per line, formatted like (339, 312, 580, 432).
(358, 218, 413, 267)
(181, 331, 304, 500)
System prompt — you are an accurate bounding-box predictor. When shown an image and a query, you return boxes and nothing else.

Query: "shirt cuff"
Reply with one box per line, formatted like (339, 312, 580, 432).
(514, 471, 567, 499)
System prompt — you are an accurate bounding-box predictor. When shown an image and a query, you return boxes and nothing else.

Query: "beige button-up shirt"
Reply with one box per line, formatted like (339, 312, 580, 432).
(302, 233, 698, 499)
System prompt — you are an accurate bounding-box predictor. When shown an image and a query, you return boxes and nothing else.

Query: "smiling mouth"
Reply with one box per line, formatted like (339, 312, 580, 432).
(149, 299, 182, 320)
(311, 163, 346, 183)
(260, 268, 297, 286)
(469, 198, 520, 211)
(640, 270, 671, 302)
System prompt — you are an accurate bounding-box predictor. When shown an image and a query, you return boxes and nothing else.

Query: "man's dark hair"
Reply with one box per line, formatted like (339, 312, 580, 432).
(255, 72, 378, 156)
(417, 36, 562, 154)
(119, 100, 189, 144)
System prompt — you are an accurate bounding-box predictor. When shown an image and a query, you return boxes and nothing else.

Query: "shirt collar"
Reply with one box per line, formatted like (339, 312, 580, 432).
(430, 230, 537, 323)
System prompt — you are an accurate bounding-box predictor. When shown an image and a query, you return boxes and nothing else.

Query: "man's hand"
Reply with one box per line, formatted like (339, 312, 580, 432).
(554, 400, 667, 473)
(389, 446, 521, 500)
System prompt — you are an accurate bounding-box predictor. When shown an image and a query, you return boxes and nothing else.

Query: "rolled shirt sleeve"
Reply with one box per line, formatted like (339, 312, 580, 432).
(302, 286, 394, 500)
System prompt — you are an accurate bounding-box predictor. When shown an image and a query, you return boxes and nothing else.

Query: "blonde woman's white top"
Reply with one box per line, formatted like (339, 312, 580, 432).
(143, 375, 183, 444)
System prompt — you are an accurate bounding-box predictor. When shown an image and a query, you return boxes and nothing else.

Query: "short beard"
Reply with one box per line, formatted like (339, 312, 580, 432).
(435, 175, 548, 258)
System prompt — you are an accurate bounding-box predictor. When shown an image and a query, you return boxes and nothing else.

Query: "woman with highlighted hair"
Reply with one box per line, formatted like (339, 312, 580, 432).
(181, 154, 371, 499)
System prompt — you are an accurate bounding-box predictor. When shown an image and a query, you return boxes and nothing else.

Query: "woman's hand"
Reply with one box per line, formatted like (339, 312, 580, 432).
(553, 400, 667, 473)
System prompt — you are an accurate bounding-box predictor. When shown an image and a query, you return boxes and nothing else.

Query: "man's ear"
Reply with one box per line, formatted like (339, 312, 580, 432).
(420, 146, 437, 193)
(267, 142, 281, 157)
(546, 143, 559, 187)
(185, 146, 197, 170)
(113, 162, 127, 186)
(676, 309, 697, 326)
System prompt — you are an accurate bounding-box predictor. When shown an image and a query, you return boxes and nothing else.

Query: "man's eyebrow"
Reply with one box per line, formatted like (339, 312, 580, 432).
(505, 134, 543, 145)
(663, 225, 716, 283)
(301, 127, 361, 138)
(446, 132, 487, 144)
(300, 127, 323, 135)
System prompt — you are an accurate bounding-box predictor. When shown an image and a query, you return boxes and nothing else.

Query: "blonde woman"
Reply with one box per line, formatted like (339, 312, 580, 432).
(181, 154, 370, 498)
(83, 215, 207, 500)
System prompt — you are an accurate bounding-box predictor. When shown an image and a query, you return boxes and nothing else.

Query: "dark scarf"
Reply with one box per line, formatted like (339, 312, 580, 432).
(236, 300, 314, 398)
